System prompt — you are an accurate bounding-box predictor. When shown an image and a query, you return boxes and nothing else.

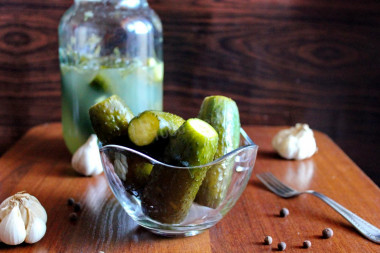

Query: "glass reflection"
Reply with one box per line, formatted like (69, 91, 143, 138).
(284, 159, 315, 190)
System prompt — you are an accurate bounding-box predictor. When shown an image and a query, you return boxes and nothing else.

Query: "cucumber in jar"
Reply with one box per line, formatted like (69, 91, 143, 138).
(89, 72, 114, 93)
(141, 118, 218, 224)
(195, 95, 240, 208)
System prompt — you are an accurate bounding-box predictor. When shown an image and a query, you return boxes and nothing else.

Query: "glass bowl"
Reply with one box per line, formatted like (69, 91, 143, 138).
(99, 129, 258, 237)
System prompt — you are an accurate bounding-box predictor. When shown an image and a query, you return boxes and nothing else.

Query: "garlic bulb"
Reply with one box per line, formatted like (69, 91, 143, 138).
(0, 192, 47, 245)
(72, 134, 103, 176)
(272, 123, 317, 160)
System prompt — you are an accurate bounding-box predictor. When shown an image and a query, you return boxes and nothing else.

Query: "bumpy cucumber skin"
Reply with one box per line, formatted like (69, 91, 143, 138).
(164, 118, 218, 167)
(89, 95, 134, 144)
(142, 118, 218, 224)
(153, 111, 185, 140)
(195, 95, 240, 208)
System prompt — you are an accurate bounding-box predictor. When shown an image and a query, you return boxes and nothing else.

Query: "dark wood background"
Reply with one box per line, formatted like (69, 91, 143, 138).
(0, 0, 379, 185)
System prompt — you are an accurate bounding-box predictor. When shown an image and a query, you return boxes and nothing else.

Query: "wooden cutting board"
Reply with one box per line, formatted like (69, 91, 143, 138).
(0, 123, 379, 252)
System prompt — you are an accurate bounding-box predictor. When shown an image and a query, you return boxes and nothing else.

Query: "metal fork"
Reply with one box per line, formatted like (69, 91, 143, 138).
(256, 172, 380, 244)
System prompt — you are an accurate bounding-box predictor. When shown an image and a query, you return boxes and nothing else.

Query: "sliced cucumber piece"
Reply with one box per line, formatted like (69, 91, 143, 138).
(128, 110, 184, 147)
(89, 73, 113, 93)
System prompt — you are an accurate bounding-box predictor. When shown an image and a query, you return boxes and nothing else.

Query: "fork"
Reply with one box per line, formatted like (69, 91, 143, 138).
(256, 172, 380, 244)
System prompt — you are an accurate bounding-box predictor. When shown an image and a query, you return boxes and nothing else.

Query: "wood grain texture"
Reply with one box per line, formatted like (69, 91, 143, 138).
(0, 0, 379, 187)
(0, 123, 379, 252)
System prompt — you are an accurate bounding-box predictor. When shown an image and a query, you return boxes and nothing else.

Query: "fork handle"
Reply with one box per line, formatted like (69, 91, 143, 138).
(309, 191, 380, 244)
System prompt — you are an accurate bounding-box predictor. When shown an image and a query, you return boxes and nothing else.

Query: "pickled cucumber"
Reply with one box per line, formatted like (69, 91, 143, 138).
(112, 151, 153, 197)
(195, 95, 240, 208)
(89, 73, 113, 92)
(127, 160, 154, 197)
(142, 118, 218, 224)
(89, 95, 134, 144)
(128, 111, 184, 146)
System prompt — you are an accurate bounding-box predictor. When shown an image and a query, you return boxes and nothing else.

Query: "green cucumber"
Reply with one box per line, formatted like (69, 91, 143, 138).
(112, 151, 153, 197)
(89, 73, 113, 93)
(128, 111, 184, 146)
(126, 158, 153, 197)
(129, 158, 154, 185)
(195, 95, 240, 208)
(142, 118, 218, 224)
(89, 95, 134, 144)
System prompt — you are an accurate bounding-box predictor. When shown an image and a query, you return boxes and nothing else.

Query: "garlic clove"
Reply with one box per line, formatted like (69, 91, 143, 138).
(22, 197, 47, 224)
(18, 203, 28, 228)
(0, 205, 12, 222)
(0, 196, 13, 210)
(0, 196, 14, 221)
(24, 212, 46, 244)
(0, 204, 26, 245)
(72, 134, 103, 176)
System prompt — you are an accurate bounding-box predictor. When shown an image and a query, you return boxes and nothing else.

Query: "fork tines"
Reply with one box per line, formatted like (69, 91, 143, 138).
(256, 172, 297, 198)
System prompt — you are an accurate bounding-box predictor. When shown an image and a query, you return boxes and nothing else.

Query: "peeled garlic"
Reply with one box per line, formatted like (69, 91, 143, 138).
(272, 123, 317, 160)
(72, 134, 103, 176)
(0, 192, 47, 245)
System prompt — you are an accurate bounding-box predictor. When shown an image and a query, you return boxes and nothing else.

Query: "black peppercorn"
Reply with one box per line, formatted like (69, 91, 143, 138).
(67, 197, 75, 206)
(280, 208, 289, 217)
(74, 202, 82, 212)
(322, 228, 333, 238)
(303, 240, 311, 248)
(278, 242, 286, 251)
(69, 212, 78, 221)
(264, 235, 272, 245)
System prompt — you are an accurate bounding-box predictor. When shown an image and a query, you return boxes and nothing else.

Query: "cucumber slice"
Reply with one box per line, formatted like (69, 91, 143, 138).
(128, 111, 184, 146)
(89, 95, 134, 144)
(142, 118, 218, 224)
(195, 95, 241, 208)
(89, 73, 113, 93)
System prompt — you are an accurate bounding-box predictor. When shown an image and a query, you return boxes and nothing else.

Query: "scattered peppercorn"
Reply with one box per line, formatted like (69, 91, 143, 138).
(303, 240, 311, 248)
(322, 228, 333, 239)
(278, 242, 286, 251)
(67, 197, 75, 206)
(69, 212, 78, 221)
(74, 202, 82, 212)
(264, 235, 273, 245)
(280, 208, 289, 217)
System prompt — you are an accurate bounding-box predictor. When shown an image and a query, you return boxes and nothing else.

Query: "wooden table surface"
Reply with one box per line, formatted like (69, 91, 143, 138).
(0, 123, 379, 252)
(1, 0, 379, 187)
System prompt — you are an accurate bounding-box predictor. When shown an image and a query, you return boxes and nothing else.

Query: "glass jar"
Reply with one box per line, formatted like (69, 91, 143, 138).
(58, 0, 163, 153)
